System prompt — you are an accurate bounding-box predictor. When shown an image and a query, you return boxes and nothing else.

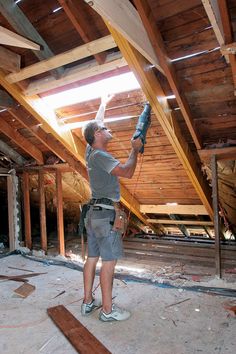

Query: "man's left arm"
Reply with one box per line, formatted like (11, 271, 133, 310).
(95, 93, 114, 122)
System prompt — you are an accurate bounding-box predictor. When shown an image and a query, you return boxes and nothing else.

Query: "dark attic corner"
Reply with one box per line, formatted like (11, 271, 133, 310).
(0, 0, 236, 353)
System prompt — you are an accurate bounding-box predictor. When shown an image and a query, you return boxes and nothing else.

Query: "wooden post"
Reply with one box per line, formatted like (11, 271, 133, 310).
(56, 170, 65, 255)
(38, 170, 47, 252)
(22, 171, 32, 249)
(7, 175, 14, 251)
(211, 155, 221, 278)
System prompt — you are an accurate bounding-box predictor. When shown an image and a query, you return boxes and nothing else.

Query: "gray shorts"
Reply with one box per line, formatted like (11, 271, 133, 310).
(84, 206, 124, 261)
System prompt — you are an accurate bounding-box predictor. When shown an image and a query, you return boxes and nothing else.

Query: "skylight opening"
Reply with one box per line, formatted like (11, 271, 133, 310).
(166, 95, 176, 100)
(61, 115, 138, 132)
(53, 7, 62, 13)
(166, 202, 178, 206)
(42, 72, 141, 110)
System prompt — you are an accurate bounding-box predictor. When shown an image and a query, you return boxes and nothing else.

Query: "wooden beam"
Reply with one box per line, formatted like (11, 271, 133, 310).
(24, 54, 127, 96)
(0, 0, 63, 78)
(141, 205, 208, 215)
(0, 89, 16, 108)
(22, 171, 31, 249)
(6, 35, 117, 83)
(38, 170, 47, 252)
(58, 0, 107, 64)
(0, 46, 21, 73)
(0, 118, 44, 165)
(198, 146, 236, 161)
(106, 24, 213, 218)
(7, 175, 14, 251)
(134, 0, 202, 149)
(56, 170, 65, 255)
(211, 155, 221, 278)
(84, 0, 163, 74)
(0, 25, 40, 50)
(147, 219, 213, 226)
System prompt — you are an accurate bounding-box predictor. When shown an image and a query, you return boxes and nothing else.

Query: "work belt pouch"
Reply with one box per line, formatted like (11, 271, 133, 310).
(112, 209, 128, 234)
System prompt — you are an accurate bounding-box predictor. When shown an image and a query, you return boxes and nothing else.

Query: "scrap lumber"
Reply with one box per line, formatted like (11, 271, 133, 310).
(14, 283, 35, 298)
(47, 305, 111, 354)
(0, 272, 46, 281)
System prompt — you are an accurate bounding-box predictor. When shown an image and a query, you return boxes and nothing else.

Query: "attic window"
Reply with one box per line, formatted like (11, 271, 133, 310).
(42, 72, 140, 110)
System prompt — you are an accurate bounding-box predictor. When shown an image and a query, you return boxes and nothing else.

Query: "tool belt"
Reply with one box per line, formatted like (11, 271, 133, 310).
(89, 198, 128, 234)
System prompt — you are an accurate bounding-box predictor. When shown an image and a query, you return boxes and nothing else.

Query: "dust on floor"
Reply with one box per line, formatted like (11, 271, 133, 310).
(0, 254, 236, 354)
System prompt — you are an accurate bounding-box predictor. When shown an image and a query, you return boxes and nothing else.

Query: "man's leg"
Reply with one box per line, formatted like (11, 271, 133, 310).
(83, 256, 99, 303)
(100, 260, 117, 313)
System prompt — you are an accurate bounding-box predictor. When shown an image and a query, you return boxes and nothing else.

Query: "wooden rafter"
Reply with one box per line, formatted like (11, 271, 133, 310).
(0, 118, 44, 164)
(147, 219, 213, 226)
(23, 54, 126, 96)
(106, 24, 213, 219)
(6, 35, 117, 83)
(84, 0, 163, 74)
(134, 0, 202, 150)
(0, 0, 63, 78)
(58, 0, 107, 64)
(141, 205, 208, 215)
(0, 25, 40, 50)
(0, 46, 21, 73)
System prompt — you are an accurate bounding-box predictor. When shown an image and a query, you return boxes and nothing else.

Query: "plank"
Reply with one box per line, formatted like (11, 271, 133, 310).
(84, 0, 163, 73)
(140, 205, 208, 215)
(6, 35, 117, 83)
(47, 305, 111, 354)
(198, 146, 236, 161)
(0, 25, 40, 50)
(0, 46, 21, 72)
(14, 283, 35, 298)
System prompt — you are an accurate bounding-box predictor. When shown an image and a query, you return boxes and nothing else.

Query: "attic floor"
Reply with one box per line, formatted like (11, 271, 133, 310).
(0, 254, 236, 354)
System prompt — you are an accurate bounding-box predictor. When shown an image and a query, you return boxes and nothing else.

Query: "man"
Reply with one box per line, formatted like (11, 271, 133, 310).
(81, 94, 142, 322)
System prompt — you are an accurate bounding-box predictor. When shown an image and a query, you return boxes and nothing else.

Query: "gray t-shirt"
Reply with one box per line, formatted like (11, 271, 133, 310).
(86, 145, 120, 201)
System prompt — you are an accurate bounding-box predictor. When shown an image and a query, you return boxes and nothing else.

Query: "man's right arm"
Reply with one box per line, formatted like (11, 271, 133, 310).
(111, 138, 143, 179)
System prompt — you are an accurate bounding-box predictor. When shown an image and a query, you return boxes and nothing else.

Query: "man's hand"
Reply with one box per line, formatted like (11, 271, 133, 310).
(101, 93, 114, 106)
(131, 137, 143, 152)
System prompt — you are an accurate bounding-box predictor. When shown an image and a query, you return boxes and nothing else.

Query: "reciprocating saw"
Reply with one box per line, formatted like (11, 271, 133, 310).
(132, 103, 151, 154)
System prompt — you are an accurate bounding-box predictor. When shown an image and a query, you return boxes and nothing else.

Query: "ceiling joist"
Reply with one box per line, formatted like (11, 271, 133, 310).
(24, 54, 127, 96)
(6, 35, 117, 83)
(147, 219, 213, 226)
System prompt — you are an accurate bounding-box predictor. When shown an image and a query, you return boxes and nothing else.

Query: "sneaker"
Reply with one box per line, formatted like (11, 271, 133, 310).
(99, 304, 131, 322)
(81, 298, 101, 316)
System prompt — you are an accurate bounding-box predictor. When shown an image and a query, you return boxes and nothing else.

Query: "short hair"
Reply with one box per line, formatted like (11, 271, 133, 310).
(82, 120, 100, 146)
